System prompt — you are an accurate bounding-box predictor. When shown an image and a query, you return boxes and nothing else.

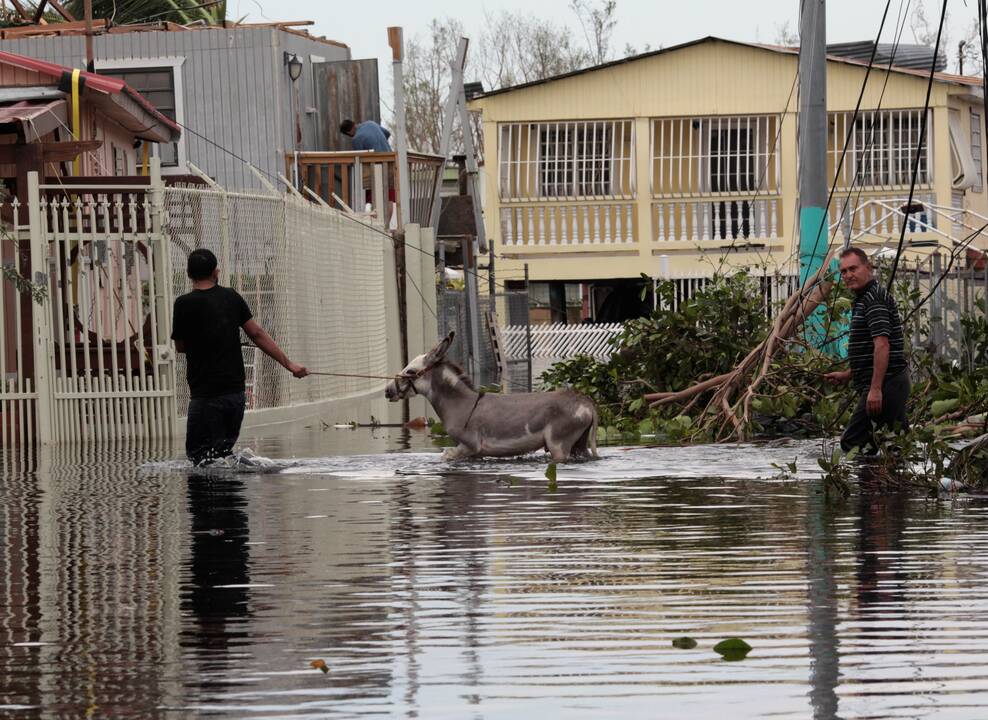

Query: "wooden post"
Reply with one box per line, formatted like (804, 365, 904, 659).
(429, 38, 469, 230)
(388, 27, 411, 228)
(84, 0, 94, 72)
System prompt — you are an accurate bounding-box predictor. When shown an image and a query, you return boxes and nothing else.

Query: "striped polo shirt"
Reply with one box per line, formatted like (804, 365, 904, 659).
(848, 279, 907, 389)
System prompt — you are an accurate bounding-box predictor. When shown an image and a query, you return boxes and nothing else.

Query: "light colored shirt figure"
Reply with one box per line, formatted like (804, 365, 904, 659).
(340, 119, 392, 152)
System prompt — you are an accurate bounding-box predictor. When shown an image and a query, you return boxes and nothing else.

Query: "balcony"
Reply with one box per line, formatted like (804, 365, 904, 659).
(287, 150, 444, 228)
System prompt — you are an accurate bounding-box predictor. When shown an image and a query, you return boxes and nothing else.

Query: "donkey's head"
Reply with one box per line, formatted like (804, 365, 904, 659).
(385, 332, 455, 401)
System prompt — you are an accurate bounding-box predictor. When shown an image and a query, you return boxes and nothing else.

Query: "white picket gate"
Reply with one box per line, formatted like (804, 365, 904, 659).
(0, 166, 179, 450)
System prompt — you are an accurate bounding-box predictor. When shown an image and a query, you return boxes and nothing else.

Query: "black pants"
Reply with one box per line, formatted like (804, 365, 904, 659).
(841, 371, 910, 454)
(186, 392, 246, 466)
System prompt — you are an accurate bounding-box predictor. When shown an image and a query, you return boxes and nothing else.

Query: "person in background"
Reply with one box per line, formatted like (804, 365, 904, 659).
(340, 118, 392, 152)
(823, 246, 910, 453)
(171, 248, 308, 466)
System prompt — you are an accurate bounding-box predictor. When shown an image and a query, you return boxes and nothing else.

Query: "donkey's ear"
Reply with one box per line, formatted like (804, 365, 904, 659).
(436, 331, 455, 358)
(427, 331, 455, 363)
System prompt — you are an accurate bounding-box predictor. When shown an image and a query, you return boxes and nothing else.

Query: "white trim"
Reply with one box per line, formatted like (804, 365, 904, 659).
(93, 56, 187, 174)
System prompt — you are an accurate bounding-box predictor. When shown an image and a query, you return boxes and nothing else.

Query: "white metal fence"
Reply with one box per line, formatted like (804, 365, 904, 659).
(1, 163, 411, 450)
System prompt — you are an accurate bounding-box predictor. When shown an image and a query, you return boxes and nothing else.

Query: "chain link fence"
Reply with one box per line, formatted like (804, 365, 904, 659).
(438, 287, 531, 391)
(165, 187, 391, 418)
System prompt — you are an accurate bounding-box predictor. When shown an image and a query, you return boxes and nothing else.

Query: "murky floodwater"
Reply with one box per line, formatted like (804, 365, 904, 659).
(4, 425, 988, 719)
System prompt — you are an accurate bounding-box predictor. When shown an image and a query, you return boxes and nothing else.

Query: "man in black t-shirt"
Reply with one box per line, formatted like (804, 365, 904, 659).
(824, 246, 909, 453)
(172, 249, 308, 465)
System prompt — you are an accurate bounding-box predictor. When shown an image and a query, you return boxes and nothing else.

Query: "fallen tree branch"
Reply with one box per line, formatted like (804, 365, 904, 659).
(642, 253, 838, 441)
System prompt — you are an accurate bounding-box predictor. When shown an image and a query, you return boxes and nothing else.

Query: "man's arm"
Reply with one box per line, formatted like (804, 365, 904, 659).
(823, 368, 852, 385)
(867, 336, 890, 416)
(242, 319, 308, 378)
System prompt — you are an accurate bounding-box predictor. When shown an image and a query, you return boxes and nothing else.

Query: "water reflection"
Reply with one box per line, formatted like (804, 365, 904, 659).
(183, 474, 252, 694)
(2, 437, 988, 719)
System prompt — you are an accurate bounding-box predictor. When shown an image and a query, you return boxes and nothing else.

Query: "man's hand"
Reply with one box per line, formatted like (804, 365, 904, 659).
(866, 387, 883, 417)
(287, 362, 309, 379)
(823, 370, 851, 386)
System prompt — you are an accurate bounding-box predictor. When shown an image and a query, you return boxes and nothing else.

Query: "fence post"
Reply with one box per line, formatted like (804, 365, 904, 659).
(524, 263, 533, 392)
(220, 190, 231, 286)
(148, 158, 178, 438)
(931, 252, 944, 355)
(419, 226, 438, 347)
(404, 224, 426, 360)
(27, 171, 53, 445)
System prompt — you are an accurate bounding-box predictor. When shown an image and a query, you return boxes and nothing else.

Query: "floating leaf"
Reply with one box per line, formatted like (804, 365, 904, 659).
(309, 659, 329, 673)
(672, 637, 697, 650)
(545, 463, 558, 491)
(713, 638, 752, 661)
(404, 416, 428, 430)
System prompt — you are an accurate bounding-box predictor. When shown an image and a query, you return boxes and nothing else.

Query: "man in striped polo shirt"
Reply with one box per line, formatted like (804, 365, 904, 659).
(824, 247, 910, 453)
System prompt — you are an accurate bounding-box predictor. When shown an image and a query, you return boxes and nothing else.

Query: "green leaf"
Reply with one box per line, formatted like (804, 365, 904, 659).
(931, 398, 960, 417)
(672, 637, 698, 649)
(545, 463, 558, 491)
(713, 638, 752, 661)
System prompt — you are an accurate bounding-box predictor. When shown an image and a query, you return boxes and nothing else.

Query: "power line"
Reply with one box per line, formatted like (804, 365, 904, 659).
(885, 0, 949, 290)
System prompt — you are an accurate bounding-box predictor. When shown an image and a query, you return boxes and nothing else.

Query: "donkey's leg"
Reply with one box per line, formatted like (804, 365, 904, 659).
(441, 443, 475, 461)
(545, 431, 572, 462)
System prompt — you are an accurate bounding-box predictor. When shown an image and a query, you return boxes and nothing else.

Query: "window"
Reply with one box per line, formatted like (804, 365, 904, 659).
(112, 144, 129, 176)
(538, 123, 612, 197)
(972, 110, 983, 193)
(709, 124, 755, 192)
(830, 110, 931, 188)
(97, 64, 182, 168)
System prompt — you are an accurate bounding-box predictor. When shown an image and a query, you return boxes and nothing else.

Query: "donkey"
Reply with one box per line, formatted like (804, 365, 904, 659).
(385, 332, 598, 462)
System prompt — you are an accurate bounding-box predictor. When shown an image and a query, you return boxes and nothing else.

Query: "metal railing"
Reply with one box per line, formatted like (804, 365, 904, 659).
(497, 120, 636, 201)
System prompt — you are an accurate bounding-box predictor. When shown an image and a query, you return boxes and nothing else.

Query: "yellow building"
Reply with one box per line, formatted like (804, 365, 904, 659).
(469, 37, 986, 319)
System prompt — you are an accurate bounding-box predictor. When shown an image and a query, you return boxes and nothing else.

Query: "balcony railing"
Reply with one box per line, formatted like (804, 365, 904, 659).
(653, 197, 781, 244)
(500, 202, 637, 247)
(828, 192, 938, 237)
(287, 151, 444, 227)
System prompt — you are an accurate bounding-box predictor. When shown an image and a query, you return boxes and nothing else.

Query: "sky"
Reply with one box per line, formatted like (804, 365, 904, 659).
(239, 0, 981, 86)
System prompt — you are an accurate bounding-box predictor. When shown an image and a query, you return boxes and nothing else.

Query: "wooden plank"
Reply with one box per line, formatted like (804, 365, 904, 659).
(315, 59, 381, 151)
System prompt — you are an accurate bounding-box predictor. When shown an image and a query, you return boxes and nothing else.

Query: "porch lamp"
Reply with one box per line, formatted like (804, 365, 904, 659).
(284, 52, 303, 82)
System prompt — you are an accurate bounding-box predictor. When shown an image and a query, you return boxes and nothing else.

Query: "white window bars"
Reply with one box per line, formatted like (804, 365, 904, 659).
(829, 109, 932, 189)
(498, 120, 635, 200)
(971, 110, 983, 193)
(651, 115, 781, 197)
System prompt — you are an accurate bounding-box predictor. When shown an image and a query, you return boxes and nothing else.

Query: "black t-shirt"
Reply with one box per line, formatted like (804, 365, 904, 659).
(848, 279, 907, 389)
(171, 285, 252, 398)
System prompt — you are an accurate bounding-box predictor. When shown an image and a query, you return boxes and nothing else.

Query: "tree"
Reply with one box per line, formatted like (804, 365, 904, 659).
(774, 20, 799, 47)
(570, 0, 617, 66)
(398, 10, 594, 154)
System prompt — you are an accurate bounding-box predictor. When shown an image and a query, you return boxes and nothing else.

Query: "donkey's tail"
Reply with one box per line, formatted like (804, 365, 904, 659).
(588, 403, 599, 459)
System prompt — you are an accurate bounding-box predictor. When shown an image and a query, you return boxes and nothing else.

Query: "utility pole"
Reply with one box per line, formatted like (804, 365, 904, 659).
(798, 0, 830, 346)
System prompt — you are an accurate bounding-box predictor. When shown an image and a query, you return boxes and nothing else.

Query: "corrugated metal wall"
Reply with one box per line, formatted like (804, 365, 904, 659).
(0, 27, 352, 190)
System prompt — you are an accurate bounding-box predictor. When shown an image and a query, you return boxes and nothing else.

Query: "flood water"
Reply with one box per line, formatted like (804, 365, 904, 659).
(4, 425, 988, 719)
